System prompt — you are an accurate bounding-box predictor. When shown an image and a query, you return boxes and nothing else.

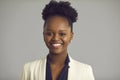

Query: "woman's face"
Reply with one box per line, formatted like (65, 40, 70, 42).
(43, 16, 73, 55)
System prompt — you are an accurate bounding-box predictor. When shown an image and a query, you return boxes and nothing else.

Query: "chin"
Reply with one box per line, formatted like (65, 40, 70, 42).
(49, 50, 63, 55)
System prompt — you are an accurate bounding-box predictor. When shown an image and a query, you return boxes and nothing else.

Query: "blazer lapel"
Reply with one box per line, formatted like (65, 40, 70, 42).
(39, 57, 46, 80)
(68, 56, 75, 80)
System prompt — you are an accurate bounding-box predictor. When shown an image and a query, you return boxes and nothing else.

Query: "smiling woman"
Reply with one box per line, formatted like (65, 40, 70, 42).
(20, 0, 95, 80)
(43, 16, 73, 55)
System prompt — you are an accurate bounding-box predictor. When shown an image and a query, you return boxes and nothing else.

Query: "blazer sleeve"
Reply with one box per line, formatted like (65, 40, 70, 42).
(20, 63, 30, 80)
(20, 59, 46, 80)
(88, 65, 95, 80)
(68, 58, 95, 80)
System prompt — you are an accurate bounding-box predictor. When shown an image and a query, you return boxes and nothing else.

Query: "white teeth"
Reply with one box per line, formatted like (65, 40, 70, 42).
(52, 44, 61, 47)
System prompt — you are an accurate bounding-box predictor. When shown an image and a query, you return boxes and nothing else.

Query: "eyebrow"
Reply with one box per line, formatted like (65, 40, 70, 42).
(59, 30, 67, 32)
(45, 29, 67, 31)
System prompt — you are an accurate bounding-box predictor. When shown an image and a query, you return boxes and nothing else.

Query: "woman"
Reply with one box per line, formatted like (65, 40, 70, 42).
(20, 0, 95, 80)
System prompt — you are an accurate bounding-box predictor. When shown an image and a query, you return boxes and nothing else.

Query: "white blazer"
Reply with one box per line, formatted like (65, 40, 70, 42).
(20, 56, 95, 80)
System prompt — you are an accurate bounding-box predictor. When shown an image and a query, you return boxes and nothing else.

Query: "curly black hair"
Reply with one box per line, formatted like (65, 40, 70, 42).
(42, 0, 78, 32)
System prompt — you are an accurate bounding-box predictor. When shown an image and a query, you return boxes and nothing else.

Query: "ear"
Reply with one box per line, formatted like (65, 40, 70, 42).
(69, 32, 74, 43)
(43, 31, 45, 41)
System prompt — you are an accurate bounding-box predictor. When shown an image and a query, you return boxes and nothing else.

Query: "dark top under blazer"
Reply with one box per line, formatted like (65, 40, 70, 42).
(46, 54, 70, 80)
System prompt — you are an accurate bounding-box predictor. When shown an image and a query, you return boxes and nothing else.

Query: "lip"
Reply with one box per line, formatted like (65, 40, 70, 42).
(50, 43, 63, 49)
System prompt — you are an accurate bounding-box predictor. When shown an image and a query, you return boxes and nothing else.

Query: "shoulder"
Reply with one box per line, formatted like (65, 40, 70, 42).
(70, 57, 91, 67)
(69, 57, 95, 80)
(23, 57, 46, 70)
(24, 57, 46, 68)
(72, 58, 91, 68)
(69, 57, 94, 73)
(20, 57, 46, 80)
(24, 60, 40, 69)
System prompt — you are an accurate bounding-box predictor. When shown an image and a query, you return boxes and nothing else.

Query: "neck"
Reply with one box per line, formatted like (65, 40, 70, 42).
(49, 52, 68, 65)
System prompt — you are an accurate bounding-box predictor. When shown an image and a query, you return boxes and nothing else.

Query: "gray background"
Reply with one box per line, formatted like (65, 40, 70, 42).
(0, 0, 120, 80)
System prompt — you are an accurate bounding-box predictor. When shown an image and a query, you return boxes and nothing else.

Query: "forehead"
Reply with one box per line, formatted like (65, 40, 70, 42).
(44, 16, 70, 30)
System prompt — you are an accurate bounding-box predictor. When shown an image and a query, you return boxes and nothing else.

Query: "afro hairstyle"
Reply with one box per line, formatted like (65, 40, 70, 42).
(42, 0, 78, 32)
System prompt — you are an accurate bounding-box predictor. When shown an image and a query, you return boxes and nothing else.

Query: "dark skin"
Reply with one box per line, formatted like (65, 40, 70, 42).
(43, 16, 73, 80)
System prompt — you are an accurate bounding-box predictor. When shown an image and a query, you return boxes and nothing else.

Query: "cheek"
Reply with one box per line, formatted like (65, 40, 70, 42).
(44, 36, 51, 43)
(63, 36, 71, 45)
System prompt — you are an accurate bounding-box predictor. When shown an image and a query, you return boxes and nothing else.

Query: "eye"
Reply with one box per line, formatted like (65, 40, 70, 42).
(45, 32, 53, 36)
(59, 33, 66, 36)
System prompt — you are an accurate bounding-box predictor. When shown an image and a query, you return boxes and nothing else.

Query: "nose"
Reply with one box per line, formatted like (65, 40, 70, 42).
(52, 34, 59, 41)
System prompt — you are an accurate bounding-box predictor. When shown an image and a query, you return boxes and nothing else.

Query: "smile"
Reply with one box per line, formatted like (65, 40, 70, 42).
(50, 43, 62, 48)
(52, 43, 61, 46)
